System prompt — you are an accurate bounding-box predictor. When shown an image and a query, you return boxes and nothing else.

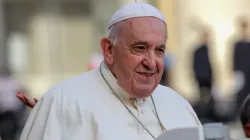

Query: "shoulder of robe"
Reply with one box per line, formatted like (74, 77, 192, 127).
(153, 85, 201, 126)
(153, 85, 192, 108)
(40, 68, 101, 110)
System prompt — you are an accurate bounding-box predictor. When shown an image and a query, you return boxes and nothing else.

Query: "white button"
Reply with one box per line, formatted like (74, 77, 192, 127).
(141, 127, 145, 131)
(136, 99, 144, 105)
(134, 100, 138, 106)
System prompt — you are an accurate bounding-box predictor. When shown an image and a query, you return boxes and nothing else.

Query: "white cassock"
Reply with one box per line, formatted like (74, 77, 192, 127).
(20, 62, 203, 140)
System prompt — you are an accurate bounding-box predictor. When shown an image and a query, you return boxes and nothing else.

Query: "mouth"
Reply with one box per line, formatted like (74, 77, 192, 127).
(136, 72, 154, 77)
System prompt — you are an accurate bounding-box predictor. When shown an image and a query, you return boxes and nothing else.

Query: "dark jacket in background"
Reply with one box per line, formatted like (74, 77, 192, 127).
(193, 44, 213, 86)
(233, 40, 250, 107)
(192, 44, 215, 124)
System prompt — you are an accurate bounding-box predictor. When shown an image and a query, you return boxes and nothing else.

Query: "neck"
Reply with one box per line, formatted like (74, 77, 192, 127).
(100, 62, 135, 101)
(101, 62, 148, 102)
(104, 61, 117, 77)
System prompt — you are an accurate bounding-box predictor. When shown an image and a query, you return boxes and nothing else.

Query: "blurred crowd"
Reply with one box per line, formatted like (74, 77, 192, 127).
(160, 16, 250, 138)
(189, 18, 250, 125)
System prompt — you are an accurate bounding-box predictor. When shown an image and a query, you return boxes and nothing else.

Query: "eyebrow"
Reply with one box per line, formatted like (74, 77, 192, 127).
(131, 41, 149, 46)
(131, 41, 166, 49)
(158, 45, 166, 49)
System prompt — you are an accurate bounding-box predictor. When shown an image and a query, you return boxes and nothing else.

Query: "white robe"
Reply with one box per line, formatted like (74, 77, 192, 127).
(20, 62, 203, 140)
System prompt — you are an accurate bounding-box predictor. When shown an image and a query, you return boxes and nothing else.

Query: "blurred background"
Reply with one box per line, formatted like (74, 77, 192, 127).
(1, 0, 250, 139)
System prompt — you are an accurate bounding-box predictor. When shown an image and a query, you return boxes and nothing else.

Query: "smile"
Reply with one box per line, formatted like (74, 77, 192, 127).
(137, 72, 154, 77)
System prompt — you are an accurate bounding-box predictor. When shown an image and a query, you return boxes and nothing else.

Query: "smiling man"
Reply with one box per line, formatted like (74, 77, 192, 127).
(20, 2, 202, 140)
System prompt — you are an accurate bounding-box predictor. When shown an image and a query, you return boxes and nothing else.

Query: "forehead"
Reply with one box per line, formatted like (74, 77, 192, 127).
(121, 17, 167, 44)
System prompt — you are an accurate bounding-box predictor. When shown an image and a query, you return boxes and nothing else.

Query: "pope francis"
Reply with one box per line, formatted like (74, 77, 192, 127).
(20, 2, 202, 140)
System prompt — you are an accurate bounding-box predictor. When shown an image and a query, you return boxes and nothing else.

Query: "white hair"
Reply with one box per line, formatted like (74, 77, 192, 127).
(107, 23, 121, 46)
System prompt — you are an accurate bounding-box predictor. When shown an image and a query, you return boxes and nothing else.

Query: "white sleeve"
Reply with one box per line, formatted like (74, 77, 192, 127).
(20, 86, 97, 140)
(183, 99, 202, 127)
(182, 98, 204, 140)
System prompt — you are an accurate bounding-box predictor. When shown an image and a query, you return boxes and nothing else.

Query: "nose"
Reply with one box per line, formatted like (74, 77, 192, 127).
(142, 51, 156, 70)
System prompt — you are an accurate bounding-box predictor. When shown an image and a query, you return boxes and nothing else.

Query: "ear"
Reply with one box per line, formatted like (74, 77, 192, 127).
(100, 38, 114, 65)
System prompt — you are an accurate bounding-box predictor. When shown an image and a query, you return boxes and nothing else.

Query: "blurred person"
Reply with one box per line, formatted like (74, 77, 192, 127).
(193, 28, 213, 100)
(192, 28, 214, 124)
(20, 3, 202, 140)
(232, 17, 250, 109)
(0, 67, 24, 140)
(87, 52, 103, 71)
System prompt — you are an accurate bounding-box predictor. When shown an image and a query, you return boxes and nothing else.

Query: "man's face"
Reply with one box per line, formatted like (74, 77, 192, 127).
(110, 17, 167, 98)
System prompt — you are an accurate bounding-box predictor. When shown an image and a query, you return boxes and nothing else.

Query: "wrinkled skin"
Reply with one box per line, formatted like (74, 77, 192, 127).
(101, 17, 167, 99)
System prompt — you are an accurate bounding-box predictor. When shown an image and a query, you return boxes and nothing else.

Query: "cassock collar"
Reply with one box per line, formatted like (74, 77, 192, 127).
(100, 62, 144, 103)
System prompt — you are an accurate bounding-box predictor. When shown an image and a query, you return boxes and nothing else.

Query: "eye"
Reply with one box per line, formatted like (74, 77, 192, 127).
(131, 45, 147, 54)
(156, 48, 165, 56)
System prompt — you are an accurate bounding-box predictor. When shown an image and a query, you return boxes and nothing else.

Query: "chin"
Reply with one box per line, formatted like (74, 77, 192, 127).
(134, 93, 151, 99)
(131, 80, 158, 98)
(132, 87, 154, 98)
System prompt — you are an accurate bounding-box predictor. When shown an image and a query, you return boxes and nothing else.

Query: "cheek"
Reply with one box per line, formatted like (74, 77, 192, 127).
(119, 56, 144, 81)
(116, 55, 134, 74)
(157, 58, 165, 72)
(122, 54, 142, 69)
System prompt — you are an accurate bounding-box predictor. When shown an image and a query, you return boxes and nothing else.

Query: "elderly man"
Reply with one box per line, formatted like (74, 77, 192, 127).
(20, 2, 202, 140)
